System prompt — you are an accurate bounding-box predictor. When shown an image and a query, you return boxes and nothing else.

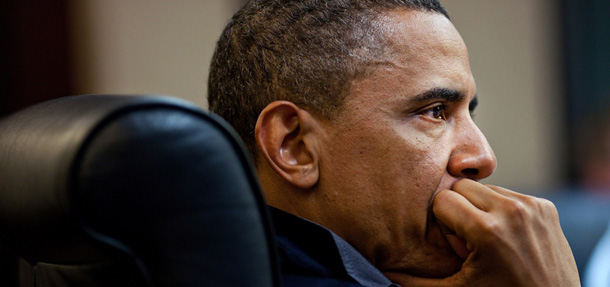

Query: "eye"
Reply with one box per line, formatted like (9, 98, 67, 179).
(412, 103, 449, 122)
(428, 105, 447, 120)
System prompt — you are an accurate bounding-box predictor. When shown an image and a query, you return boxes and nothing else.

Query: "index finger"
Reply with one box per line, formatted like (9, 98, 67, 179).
(449, 179, 506, 212)
(432, 188, 489, 245)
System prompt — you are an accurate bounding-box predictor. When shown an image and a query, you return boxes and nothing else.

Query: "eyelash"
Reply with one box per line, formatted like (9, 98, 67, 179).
(419, 104, 447, 121)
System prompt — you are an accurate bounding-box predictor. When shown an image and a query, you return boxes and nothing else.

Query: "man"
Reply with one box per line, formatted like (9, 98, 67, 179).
(208, 0, 580, 286)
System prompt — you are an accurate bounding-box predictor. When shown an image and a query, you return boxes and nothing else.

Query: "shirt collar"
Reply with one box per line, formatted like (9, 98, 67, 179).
(270, 207, 399, 287)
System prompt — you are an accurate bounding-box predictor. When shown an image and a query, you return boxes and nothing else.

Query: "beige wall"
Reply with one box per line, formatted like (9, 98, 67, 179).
(442, 1, 565, 192)
(69, 0, 242, 107)
(69, 0, 565, 193)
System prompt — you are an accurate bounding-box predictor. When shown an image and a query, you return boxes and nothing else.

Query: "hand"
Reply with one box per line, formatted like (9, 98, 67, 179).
(385, 179, 580, 287)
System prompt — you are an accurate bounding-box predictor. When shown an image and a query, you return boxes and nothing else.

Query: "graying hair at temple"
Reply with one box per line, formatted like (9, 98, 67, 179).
(207, 0, 449, 161)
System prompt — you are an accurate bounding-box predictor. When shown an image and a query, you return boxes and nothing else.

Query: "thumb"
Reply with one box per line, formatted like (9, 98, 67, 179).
(438, 220, 470, 260)
(444, 233, 470, 260)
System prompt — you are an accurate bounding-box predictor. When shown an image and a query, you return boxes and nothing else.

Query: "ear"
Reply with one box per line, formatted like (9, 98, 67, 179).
(255, 101, 320, 189)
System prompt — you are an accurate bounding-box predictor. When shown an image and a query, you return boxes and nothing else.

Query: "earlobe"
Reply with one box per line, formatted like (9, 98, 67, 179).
(255, 101, 320, 189)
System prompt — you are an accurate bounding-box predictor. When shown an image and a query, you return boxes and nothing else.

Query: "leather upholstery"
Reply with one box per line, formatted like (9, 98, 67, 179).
(0, 95, 279, 286)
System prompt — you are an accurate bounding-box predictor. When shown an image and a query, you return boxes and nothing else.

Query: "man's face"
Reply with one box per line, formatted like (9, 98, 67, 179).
(312, 10, 497, 277)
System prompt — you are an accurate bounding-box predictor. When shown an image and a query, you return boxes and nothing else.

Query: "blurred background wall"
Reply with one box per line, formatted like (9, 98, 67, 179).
(3, 0, 589, 193)
(64, 0, 567, 192)
(67, 0, 243, 108)
(443, 0, 566, 192)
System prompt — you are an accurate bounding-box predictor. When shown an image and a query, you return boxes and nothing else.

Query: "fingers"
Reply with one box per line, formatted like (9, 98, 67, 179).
(433, 179, 540, 250)
(486, 184, 561, 224)
(437, 179, 559, 228)
(429, 179, 581, 287)
(432, 186, 487, 241)
(444, 233, 470, 260)
(445, 179, 505, 211)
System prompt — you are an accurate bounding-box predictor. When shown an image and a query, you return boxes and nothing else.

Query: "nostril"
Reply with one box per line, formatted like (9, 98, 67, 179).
(462, 168, 479, 176)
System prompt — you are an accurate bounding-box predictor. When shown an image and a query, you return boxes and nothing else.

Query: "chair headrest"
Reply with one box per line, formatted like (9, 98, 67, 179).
(0, 95, 278, 286)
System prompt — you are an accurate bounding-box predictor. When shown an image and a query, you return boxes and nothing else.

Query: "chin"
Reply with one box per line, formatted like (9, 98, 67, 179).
(405, 249, 464, 278)
(415, 256, 463, 278)
(378, 246, 464, 279)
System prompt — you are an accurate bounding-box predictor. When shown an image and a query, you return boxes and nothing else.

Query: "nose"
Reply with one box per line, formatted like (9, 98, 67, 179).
(447, 120, 497, 181)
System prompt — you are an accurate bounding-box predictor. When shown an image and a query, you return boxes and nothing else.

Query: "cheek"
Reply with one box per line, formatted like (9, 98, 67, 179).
(320, 117, 453, 208)
(377, 133, 452, 218)
(388, 149, 448, 213)
(318, 124, 455, 262)
(334, 125, 449, 186)
(347, 135, 448, 209)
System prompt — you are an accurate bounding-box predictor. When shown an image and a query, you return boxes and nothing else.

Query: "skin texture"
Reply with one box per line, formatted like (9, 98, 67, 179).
(255, 8, 580, 287)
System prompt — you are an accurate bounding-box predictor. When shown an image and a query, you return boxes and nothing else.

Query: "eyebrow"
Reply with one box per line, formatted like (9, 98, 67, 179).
(408, 87, 478, 113)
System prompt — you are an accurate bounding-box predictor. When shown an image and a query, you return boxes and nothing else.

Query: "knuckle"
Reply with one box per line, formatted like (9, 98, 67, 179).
(536, 197, 557, 210)
(432, 189, 449, 204)
(535, 197, 560, 220)
(478, 217, 502, 237)
(433, 189, 457, 207)
(503, 198, 530, 218)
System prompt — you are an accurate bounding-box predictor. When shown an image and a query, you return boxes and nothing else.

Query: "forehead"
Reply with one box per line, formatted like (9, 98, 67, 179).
(381, 9, 468, 67)
(343, 9, 474, 109)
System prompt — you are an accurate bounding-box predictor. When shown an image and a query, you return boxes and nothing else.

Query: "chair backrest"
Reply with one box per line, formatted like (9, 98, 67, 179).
(0, 95, 279, 287)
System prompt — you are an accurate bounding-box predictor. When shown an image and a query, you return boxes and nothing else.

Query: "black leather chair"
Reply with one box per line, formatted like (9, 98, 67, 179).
(0, 95, 279, 286)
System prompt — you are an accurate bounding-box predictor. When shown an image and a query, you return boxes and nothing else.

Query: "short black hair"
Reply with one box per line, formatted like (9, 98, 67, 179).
(208, 0, 449, 161)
